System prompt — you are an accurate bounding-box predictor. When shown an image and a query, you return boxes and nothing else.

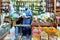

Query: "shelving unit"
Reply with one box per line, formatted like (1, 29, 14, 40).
(0, 0, 10, 39)
(53, 0, 60, 25)
(1, 0, 10, 13)
(0, 14, 1, 25)
(0, 0, 2, 13)
(14, 0, 46, 15)
(46, 0, 54, 12)
(56, 0, 60, 16)
(46, 0, 60, 25)
(45, 0, 59, 14)
(0, 0, 2, 25)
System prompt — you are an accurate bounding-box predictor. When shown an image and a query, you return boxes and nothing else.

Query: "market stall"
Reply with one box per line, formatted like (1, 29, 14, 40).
(0, 0, 60, 40)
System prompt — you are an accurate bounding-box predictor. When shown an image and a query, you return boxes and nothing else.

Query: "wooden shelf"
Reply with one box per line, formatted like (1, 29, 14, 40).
(50, 0, 54, 2)
(46, 0, 54, 3)
(46, 10, 54, 12)
(31, 22, 57, 28)
(46, 0, 54, 2)
(46, 0, 54, 12)
(57, 0, 60, 2)
(1, 2, 10, 3)
(46, 6, 53, 8)
(53, 0, 60, 17)
(55, 14, 60, 16)
(56, 9, 60, 12)
(56, 6, 60, 8)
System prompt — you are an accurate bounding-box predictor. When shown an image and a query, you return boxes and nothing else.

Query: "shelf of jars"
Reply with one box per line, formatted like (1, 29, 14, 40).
(14, 0, 46, 15)
(1, 0, 10, 13)
(46, 0, 54, 13)
(55, 0, 60, 16)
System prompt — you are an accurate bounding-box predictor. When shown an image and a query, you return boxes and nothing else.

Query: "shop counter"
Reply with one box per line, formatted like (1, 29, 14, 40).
(0, 23, 10, 40)
(15, 24, 31, 37)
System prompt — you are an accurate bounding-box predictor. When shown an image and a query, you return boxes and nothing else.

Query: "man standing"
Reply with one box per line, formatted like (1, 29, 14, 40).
(21, 6, 32, 38)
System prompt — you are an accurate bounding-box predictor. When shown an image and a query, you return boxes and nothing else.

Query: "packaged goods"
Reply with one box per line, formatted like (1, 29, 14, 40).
(32, 36, 40, 40)
(32, 31, 40, 40)
(49, 34, 57, 40)
(56, 31, 60, 38)
(32, 27, 39, 34)
(32, 27, 40, 40)
(38, 27, 43, 33)
(40, 31, 48, 40)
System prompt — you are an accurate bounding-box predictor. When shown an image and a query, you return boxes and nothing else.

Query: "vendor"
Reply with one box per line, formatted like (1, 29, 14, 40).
(21, 5, 32, 37)
(22, 8, 32, 24)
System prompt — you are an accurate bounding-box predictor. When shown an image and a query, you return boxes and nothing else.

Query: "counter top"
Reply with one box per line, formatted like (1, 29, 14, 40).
(0, 23, 10, 40)
(0, 31, 9, 40)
